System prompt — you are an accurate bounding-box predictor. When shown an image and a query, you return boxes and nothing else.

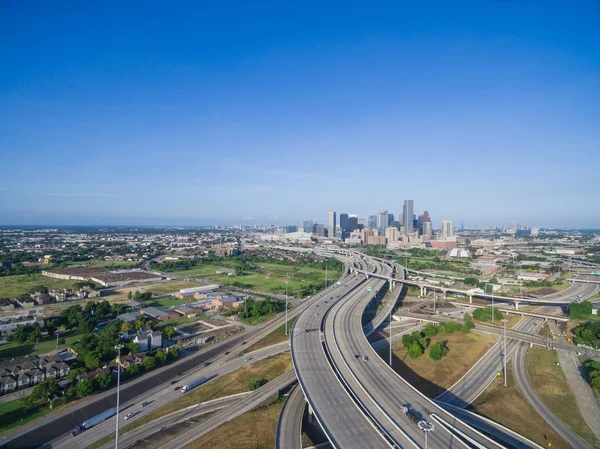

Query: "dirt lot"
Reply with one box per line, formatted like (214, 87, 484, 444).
(472, 363, 571, 449)
(383, 331, 496, 397)
(178, 321, 211, 334)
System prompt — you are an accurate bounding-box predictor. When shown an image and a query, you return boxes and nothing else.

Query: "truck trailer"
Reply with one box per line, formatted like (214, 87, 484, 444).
(72, 407, 117, 436)
(181, 376, 208, 393)
(400, 406, 434, 431)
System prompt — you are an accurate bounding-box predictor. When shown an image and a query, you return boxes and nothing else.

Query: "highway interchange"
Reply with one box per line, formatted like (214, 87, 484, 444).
(4, 248, 600, 449)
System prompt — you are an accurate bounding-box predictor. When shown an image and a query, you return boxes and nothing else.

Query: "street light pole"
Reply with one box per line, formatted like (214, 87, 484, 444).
(389, 307, 393, 366)
(502, 319, 508, 387)
(285, 280, 289, 336)
(114, 344, 124, 449)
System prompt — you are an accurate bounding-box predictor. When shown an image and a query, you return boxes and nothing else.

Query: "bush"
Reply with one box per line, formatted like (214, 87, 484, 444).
(248, 379, 265, 390)
(76, 379, 94, 398)
(58, 337, 66, 345)
(423, 324, 438, 338)
(473, 307, 504, 322)
(567, 301, 593, 319)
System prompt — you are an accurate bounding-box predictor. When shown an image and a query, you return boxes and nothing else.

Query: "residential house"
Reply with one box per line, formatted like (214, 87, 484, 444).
(32, 293, 53, 305)
(0, 376, 17, 394)
(17, 372, 31, 388)
(78, 366, 111, 382)
(54, 362, 70, 377)
(0, 298, 14, 312)
(149, 331, 162, 350)
(29, 369, 45, 384)
(15, 296, 36, 309)
(133, 333, 149, 352)
(117, 311, 141, 322)
(174, 291, 196, 300)
(45, 365, 58, 379)
(126, 300, 142, 310)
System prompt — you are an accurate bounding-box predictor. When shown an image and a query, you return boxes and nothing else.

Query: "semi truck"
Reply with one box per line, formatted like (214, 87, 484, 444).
(181, 376, 208, 393)
(72, 408, 117, 436)
(400, 406, 433, 431)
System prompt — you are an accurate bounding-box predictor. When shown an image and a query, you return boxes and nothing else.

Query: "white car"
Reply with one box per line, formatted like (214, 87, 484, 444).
(124, 413, 134, 420)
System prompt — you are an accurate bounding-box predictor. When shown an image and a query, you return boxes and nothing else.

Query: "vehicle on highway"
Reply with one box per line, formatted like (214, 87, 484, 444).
(244, 357, 252, 362)
(170, 380, 178, 385)
(181, 376, 208, 393)
(124, 413, 134, 420)
(173, 385, 180, 390)
(141, 402, 150, 408)
(72, 408, 117, 436)
(362, 356, 368, 361)
(400, 405, 433, 431)
(204, 361, 211, 366)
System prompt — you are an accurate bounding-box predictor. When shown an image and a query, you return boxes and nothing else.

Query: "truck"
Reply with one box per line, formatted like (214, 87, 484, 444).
(400, 406, 433, 431)
(181, 376, 208, 393)
(72, 408, 117, 436)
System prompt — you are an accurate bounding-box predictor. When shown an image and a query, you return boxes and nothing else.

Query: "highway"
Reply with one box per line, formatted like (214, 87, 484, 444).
(276, 385, 306, 449)
(46, 342, 290, 449)
(325, 260, 505, 449)
(291, 271, 392, 448)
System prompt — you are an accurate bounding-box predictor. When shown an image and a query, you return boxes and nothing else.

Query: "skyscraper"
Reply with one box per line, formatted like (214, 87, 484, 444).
(303, 220, 315, 234)
(422, 211, 432, 236)
(340, 213, 349, 236)
(349, 215, 358, 232)
(377, 211, 389, 237)
(368, 215, 377, 229)
(403, 200, 414, 235)
(441, 220, 453, 239)
(328, 212, 336, 238)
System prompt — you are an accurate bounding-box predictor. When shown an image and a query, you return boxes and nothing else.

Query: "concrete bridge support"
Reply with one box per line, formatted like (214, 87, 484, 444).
(514, 301, 519, 311)
(308, 404, 314, 424)
(469, 295, 473, 304)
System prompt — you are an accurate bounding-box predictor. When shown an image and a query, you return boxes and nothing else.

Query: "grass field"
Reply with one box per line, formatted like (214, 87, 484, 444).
(0, 398, 55, 434)
(526, 347, 600, 446)
(88, 353, 292, 449)
(244, 317, 296, 353)
(0, 273, 80, 299)
(472, 363, 570, 449)
(0, 331, 84, 361)
(187, 398, 284, 449)
(384, 332, 496, 397)
(172, 262, 340, 297)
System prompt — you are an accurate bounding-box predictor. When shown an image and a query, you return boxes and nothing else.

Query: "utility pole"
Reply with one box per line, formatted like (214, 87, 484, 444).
(502, 319, 508, 387)
(285, 280, 289, 336)
(325, 260, 328, 288)
(114, 344, 124, 449)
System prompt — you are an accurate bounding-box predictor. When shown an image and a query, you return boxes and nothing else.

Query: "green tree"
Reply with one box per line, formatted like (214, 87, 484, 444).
(76, 379, 94, 398)
(127, 364, 141, 377)
(58, 336, 66, 344)
(248, 380, 263, 390)
(95, 372, 112, 389)
(31, 378, 59, 401)
(127, 291, 133, 300)
(20, 395, 37, 412)
(167, 346, 179, 359)
(408, 342, 424, 358)
(84, 353, 101, 371)
(155, 349, 167, 364)
(423, 324, 438, 338)
(121, 321, 132, 333)
(142, 356, 156, 370)
(163, 326, 175, 340)
(133, 291, 142, 301)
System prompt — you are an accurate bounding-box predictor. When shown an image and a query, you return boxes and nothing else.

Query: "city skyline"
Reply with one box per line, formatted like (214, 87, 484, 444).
(1, 2, 599, 228)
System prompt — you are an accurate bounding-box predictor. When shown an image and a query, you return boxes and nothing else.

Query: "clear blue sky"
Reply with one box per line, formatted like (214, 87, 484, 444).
(1, 1, 599, 228)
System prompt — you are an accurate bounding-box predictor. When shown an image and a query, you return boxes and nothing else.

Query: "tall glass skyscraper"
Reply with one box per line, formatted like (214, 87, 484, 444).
(403, 200, 414, 235)
(328, 211, 336, 238)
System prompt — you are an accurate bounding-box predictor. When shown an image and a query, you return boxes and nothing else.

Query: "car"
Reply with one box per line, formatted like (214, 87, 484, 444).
(170, 380, 178, 385)
(124, 413, 134, 420)
(355, 354, 360, 359)
(204, 362, 211, 367)
(141, 402, 150, 408)
(225, 351, 230, 355)
(173, 386, 180, 390)
(244, 357, 252, 362)
(362, 356, 368, 362)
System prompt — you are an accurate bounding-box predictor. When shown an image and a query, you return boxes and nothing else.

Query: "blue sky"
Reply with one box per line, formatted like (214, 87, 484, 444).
(1, 1, 599, 228)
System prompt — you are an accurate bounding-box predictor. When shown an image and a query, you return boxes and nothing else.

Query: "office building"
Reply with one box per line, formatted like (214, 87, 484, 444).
(285, 225, 298, 233)
(349, 215, 358, 232)
(361, 228, 374, 244)
(377, 211, 389, 237)
(403, 200, 414, 235)
(388, 214, 395, 226)
(441, 220, 453, 239)
(358, 218, 367, 228)
(385, 227, 399, 244)
(328, 212, 336, 238)
(340, 213, 350, 237)
(303, 220, 315, 234)
(531, 227, 539, 236)
(315, 224, 326, 237)
(422, 222, 432, 237)
(368, 215, 377, 229)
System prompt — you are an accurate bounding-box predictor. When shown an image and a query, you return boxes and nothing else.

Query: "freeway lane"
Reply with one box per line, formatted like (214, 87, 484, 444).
(276, 385, 306, 449)
(46, 342, 290, 449)
(291, 271, 392, 448)
(327, 266, 505, 449)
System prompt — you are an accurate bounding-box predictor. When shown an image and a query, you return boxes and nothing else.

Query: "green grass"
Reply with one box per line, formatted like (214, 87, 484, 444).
(64, 260, 140, 269)
(244, 317, 296, 353)
(172, 262, 340, 297)
(0, 331, 85, 361)
(527, 347, 600, 447)
(147, 297, 192, 308)
(0, 273, 80, 299)
(0, 398, 54, 434)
